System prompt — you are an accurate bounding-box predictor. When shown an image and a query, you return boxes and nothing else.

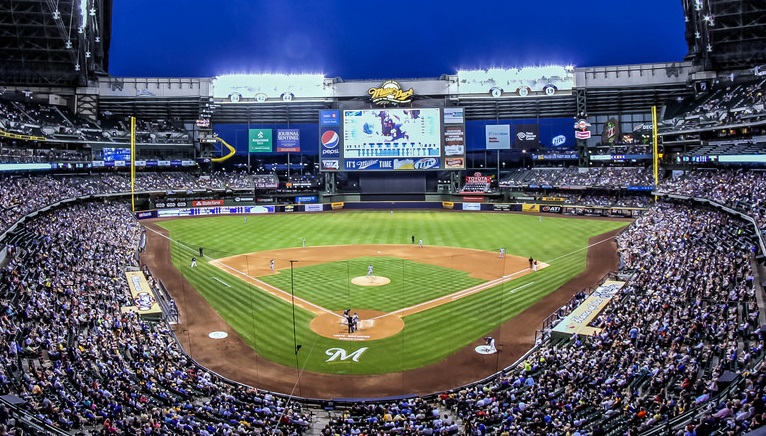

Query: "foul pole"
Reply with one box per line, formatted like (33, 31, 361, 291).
(130, 116, 136, 212)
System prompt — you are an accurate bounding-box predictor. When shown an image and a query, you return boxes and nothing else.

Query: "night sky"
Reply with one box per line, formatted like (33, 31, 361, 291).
(108, 0, 689, 80)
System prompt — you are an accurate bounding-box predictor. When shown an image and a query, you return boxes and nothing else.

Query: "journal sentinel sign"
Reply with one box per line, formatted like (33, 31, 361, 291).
(276, 129, 300, 153)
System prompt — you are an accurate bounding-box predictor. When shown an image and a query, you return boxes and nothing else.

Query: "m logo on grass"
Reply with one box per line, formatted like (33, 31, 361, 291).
(325, 347, 368, 362)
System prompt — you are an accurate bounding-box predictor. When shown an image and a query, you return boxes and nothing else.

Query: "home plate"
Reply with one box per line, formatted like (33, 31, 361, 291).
(208, 331, 228, 339)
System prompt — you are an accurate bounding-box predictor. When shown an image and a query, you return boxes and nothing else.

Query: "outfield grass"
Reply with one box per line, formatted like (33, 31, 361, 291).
(159, 210, 627, 374)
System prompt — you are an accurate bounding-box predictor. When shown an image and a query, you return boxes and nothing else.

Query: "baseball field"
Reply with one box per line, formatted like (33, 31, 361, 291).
(142, 210, 628, 397)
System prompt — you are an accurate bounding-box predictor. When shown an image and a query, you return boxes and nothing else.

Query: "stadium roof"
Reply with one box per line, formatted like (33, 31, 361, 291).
(0, 0, 112, 87)
(683, 0, 766, 70)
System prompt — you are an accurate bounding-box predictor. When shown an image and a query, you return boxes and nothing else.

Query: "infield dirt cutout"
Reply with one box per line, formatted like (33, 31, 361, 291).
(213, 244, 545, 341)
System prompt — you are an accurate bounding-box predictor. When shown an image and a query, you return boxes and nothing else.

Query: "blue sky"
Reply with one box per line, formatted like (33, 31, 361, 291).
(109, 0, 689, 80)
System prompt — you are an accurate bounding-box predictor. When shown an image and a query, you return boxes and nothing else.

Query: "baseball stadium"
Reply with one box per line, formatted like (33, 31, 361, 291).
(0, 1, 765, 435)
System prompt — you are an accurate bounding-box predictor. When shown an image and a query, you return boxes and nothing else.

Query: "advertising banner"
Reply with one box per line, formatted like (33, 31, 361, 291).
(540, 205, 562, 214)
(296, 195, 317, 203)
(444, 157, 465, 169)
(462, 202, 481, 211)
(522, 204, 540, 213)
(462, 196, 485, 202)
(443, 107, 464, 124)
(344, 157, 440, 171)
(320, 110, 340, 126)
(551, 281, 625, 339)
(331, 202, 345, 210)
(442, 202, 454, 209)
(192, 199, 225, 207)
(123, 271, 162, 319)
(321, 159, 340, 170)
(248, 129, 273, 153)
(305, 204, 324, 212)
(320, 128, 340, 157)
(514, 124, 540, 149)
(276, 129, 301, 153)
(486, 125, 511, 150)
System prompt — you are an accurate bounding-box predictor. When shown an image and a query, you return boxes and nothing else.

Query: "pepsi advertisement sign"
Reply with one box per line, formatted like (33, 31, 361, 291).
(320, 129, 340, 156)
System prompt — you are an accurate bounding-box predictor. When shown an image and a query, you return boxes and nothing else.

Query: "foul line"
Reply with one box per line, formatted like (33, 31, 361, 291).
(144, 225, 336, 317)
(211, 277, 231, 288)
(542, 235, 617, 264)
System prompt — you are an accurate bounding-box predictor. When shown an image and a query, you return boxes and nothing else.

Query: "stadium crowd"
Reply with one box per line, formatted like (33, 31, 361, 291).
(0, 167, 761, 435)
(500, 166, 654, 188)
(322, 203, 761, 436)
(657, 168, 766, 233)
(0, 202, 313, 435)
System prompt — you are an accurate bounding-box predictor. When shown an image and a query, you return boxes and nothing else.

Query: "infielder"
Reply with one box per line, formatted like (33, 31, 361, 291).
(499, 248, 505, 258)
(190, 257, 197, 268)
(418, 238, 423, 248)
(270, 259, 275, 272)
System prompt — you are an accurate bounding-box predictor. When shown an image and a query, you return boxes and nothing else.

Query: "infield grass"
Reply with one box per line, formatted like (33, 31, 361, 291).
(158, 210, 627, 374)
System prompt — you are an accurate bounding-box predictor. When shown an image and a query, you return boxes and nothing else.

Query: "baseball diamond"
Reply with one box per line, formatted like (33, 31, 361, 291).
(141, 210, 628, 398)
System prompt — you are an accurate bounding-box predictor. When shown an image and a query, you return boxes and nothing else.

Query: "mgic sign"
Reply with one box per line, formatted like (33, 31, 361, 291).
(368, 80, 414, 105)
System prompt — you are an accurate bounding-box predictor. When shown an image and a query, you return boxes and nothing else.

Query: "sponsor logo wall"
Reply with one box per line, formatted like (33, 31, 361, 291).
(276, 129, 301, 153)
(248, 129, 273, 153)
(485, 125, 511, 150)
(513, 124, 540, 149)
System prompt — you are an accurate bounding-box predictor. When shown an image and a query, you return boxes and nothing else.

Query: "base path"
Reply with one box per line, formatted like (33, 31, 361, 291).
(141, 220, 623, 399)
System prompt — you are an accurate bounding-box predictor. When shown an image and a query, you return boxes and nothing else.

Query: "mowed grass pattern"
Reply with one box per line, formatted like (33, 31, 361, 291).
(262, 256, 485, 312)
(159, 211, 627, 374)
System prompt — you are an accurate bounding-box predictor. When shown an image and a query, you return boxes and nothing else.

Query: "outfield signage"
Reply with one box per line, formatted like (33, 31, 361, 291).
(320, 129, 340, 157)
(462, 202, 481, 211)
(248, 129, 273, 153)
(344, 158, 440, 171)
(156, 205, 275, 217)
(296, 195, 317, 203)
(486, 125, 511, 150)
(305, 204, 323, 212)
(276, 129, 301, 153)
(368, 80, 414, 105)
(320, 110, 340, 126)
(513, 124, 539, 148)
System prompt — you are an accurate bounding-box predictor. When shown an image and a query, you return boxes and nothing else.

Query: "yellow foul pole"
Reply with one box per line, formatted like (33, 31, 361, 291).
(652, 105, 658, 191)
(130, 116, 136, 212)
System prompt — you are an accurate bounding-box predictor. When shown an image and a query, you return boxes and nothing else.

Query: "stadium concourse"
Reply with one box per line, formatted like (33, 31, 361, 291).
(0, 170, 760, 435)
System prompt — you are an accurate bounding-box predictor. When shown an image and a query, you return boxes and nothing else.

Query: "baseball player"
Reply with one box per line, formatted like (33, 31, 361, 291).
(418, 238, 423, 248)
(533, 260, 538, 272)
(302, 238, 306, 248)
(269, 259, 275, 272)
(485, 337, 497, 353)
(499, 248, 505, 258)
(190, 257, 197, 268)
(367, 264, 373, 277)
(352, 312, 359, 332)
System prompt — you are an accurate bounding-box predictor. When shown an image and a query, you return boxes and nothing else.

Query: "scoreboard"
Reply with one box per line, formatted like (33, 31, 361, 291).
(319, 108, 466, 172)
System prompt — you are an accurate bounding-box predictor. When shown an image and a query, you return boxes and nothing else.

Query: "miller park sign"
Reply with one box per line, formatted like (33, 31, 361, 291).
(368, 80, 414, 106)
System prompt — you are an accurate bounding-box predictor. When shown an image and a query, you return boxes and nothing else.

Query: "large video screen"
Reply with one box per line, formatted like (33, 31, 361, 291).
(319, 108, 465, 171)
(343, 109, 441, 159)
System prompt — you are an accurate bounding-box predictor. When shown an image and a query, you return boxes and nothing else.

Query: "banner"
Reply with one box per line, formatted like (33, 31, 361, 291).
(296, 195, 317, 203)
(305, 204, 323, 212)
(522, 204, 540, 213)
(320, 110, 340, 126)
(462, 202, 481, 211)
(331, 202, 345, 210)
(192, 199, 224, 207)
(344, 157, 440, 171)
(486, 125, 511, 150)
(248, 129, 273, 153)
(442, 202, 454, 209)
(551, 281, 625, 339)
(123, 271, 162, 319)
(276, 129, 301, 153)
(514, 124, 540, 149)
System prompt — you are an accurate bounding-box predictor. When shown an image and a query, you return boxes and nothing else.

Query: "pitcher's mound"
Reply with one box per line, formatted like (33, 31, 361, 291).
(351, 275, 390, 286)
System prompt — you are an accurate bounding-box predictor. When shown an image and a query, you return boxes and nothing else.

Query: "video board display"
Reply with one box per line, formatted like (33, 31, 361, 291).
(319, 108, 465, 171)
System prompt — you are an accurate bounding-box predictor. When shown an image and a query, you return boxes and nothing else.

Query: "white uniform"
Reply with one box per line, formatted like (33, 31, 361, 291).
(367, 265, 373, 276)
(487, 337, 497, 353)
(533, 261, 538, 272)
(499, 248, 505, 258)
(418, 239, 423, 248)
(270, 260, 275, 272)
(190, 257, 197, 268)
(302, 238, 306, 248)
